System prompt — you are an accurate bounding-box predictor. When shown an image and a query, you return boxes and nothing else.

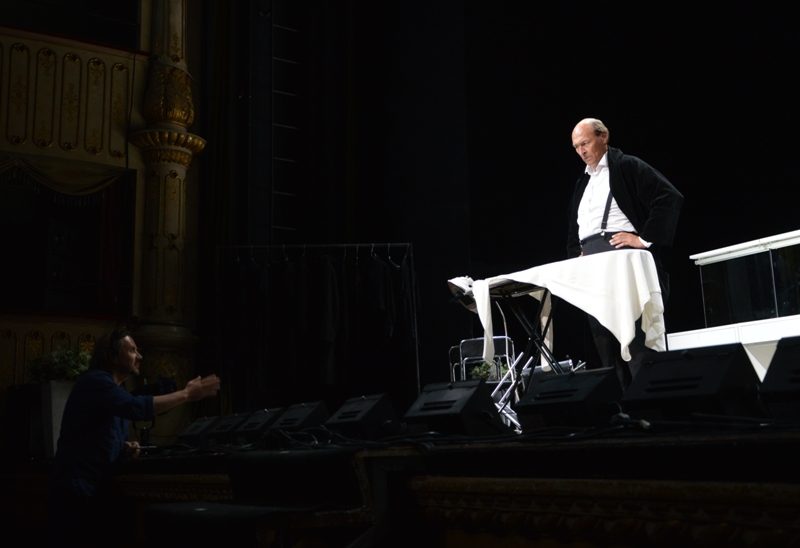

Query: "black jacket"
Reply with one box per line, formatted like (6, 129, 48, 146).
(566, 146, 684, 297)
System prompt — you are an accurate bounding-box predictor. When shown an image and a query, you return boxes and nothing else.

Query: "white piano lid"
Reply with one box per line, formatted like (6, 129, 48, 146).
(690, 229, 800, 265)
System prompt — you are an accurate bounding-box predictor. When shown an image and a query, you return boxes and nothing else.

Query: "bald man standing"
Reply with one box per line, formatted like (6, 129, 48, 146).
(567, 118, 683, 387)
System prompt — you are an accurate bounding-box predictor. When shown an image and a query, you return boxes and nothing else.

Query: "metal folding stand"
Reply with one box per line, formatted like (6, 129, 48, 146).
(448, 277, 575, 432)
(479, 281, 569, 432)
(488, 280, 568, 377)
(490, 351, 534, 431)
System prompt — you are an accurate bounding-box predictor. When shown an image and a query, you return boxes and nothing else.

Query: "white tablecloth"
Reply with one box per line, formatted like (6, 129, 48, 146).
(462, 249, 665, 364)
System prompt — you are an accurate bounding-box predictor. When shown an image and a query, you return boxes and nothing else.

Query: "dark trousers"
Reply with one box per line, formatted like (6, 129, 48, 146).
(579, 235, 663, 390)
(587, 314, 647, 390)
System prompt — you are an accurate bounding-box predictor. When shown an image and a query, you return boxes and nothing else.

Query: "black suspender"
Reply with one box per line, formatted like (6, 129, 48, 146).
(600, 190, 613, 236)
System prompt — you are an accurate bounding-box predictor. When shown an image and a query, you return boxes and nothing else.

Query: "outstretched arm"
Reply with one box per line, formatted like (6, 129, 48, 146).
(153, 374, 221, 415)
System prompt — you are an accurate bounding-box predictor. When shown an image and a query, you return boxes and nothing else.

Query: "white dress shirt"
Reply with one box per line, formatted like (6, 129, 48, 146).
(576, 152, 636, 241)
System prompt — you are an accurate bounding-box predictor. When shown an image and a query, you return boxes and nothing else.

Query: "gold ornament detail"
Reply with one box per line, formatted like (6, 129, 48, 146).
(142, 64, 195, 127)
(130, 128, 206, 167)
(130, 129, 206, 152)
(142, 149, 193, 166)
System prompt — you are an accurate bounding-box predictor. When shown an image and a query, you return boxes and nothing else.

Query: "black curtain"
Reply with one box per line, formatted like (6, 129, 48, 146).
(217, 244, 420, 415)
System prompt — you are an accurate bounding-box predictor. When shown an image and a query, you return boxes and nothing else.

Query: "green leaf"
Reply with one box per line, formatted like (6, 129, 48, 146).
(29, 348, 91, 382)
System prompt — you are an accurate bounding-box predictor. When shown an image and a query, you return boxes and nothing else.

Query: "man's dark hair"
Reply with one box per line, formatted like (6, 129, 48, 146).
(90, 328, 132, 370)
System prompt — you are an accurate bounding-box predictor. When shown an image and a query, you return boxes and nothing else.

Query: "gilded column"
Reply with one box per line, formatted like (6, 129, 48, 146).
(129, 0, 208, 441)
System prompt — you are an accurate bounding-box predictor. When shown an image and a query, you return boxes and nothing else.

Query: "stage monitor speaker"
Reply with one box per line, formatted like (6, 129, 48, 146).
(403, 379, 511, 437)
(325, 393, 398, 439)
(621, 344, 766, 421)
(512, 367, 622, 429)
(203, 413, 250, 445)
(233, 407, 285, 444)
(269, 400, 329, 432)
(177, 416, 219, 447)
(759, 336, 800, 421)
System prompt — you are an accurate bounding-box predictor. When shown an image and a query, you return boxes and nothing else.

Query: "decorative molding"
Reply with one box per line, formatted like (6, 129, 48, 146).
(129, 128, 205, 167)
(51, 330, 70, 351)
(114, 473, 234, 502)
(0, 27, 148, 167)
(33, 47, 56, 148)
(59, 52, 81, 151)
(0, 316, 115, 386)
(23, 330, 43, 382)
(129, 128, 205, 151)
(142, 64, 194, 127)
(409, 476, 800, 546)
(109, 63, 130, 158)
(7, 42, 30, 144)
(84, 58, 106, 155)
(0, 329, 17, 388)
(130, 0, 204, 331)
(77, 333, 95, 354)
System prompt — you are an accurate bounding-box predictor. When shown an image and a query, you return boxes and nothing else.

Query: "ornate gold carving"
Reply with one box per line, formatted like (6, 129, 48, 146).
(77, 333, 96, 354)
(59, 53, 81, 151)
(1, 31, 139, 167)
(0, 330, 18, 387)
(84, 58, 106, 155)
(409, 476, 800, 547)
(142, 148, 193, 166)
(8, 43, 30, 145)
(33, 48, 57, 148)
(142, 64, 195, 127)
(38, 48, 55, 66)
(24, 331, 44, 379)
(144, 350, 185, 385)
(86, 130, 102, 154)
(130, 129, 206, 152)
(170, 31, 182, 63)
(109, 63, 130, 159)
(33, 128, 52, 148)
(130, 128, 206, 167)
(0, 320, 115, 393)
(114, 473, 233, 502)
(51, 331, 71, 351)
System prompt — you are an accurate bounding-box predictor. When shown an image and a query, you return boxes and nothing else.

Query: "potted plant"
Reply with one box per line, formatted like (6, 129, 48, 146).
(28, 348, 91, 383)
(469, 358, 509, 382)
(17, 348, 92, 459)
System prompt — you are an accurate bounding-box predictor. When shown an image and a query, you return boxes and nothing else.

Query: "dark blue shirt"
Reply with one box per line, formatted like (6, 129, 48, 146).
(51, 368, 154, 496)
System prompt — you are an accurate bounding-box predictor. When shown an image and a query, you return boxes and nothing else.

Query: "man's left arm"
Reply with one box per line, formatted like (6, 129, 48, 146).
(628, 159, 684, 248)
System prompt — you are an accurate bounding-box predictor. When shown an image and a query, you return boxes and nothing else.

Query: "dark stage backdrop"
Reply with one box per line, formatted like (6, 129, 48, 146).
(215, 244, 420, 414)
(332, 1, 800, 373)
(197, 1, 799, 410)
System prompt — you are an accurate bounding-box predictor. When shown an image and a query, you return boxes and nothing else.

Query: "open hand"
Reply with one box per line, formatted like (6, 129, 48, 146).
(124, 440, 142, 459)
(609, 232, 645, 249)
(185, 374, 221, 401)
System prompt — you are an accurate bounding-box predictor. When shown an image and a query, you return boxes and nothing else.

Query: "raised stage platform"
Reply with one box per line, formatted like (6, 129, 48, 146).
(669, 229, 800, 380)
(668, 313, 800, 380)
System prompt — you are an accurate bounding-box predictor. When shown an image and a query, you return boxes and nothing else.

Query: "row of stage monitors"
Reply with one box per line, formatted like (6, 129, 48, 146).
(178, 338, 800, 446)
(177, 392, 400, 448)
